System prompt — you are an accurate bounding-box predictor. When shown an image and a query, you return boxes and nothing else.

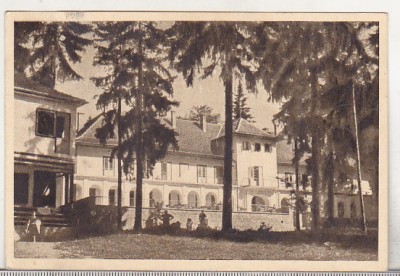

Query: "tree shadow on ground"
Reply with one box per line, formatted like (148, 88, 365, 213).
(127, 226, 378, 251)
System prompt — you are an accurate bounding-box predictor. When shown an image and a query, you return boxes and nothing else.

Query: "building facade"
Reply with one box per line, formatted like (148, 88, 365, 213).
(14, 73, 87, 208)
(75, 112, 295, 213)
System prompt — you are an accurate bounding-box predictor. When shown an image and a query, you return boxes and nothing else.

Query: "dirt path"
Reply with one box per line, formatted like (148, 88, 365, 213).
(14, 242, 65, 258)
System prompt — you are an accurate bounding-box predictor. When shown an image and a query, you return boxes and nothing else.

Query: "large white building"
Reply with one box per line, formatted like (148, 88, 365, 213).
(74, 112, 294, 213)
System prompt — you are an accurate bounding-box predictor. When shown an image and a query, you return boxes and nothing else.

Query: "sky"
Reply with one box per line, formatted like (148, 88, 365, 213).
(56, 44, 281, 131)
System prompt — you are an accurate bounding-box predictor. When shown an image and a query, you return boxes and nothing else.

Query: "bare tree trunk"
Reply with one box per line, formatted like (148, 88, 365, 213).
(310, 67, 321, 232)
(134, 27, 144, 231)
(117, 96, 123, 229)
(294, 138, 301, 231)
(352, 83, 367, 234)
(222, 70, 233, 232)
(326, 152, 335, 227)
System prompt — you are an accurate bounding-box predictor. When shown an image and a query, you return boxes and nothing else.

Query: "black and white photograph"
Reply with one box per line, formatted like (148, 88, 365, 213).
(5, 12, 388, 271)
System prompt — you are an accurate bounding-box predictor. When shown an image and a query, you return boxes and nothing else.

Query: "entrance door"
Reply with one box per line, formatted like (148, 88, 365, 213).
(14, 173, 29, 205)
(33, 171, 56, 207)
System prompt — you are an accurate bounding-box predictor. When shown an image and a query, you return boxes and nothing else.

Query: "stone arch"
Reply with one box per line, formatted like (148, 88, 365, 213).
(89, 185, 102, 205)
(350, 201, 357, 219)
(337, 201, 345, 218)
(251, 196, 265, 212)
(149, 188, 163, 207)
(168, 190, 181, 207)
(188, 191, 200, 208)
(281, 197, 290, 213)
(108, 186, 117, 206)
(205, 192, 217, 208)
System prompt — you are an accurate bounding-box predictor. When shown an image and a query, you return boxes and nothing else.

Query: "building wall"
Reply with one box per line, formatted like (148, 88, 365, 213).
(121, 207, 295, 232)
(14, 92, 78, 159)
(234, 136, 277, 188)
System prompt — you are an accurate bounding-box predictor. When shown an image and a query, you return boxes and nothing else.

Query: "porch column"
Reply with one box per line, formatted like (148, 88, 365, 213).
(64, 174, 70, 204)
(69, 173, 74, 203)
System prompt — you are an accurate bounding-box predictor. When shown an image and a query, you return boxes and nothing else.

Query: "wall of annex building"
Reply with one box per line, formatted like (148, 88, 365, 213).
(76, 145, 225, 186)
(73, 177, 230, 209)
(75, 145, 229, 207)
(234, 136, 278, 188)
(14, 92, 78, 159)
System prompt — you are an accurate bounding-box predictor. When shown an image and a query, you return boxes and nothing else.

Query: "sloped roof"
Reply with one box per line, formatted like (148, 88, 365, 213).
(77, 115, 222, 156)
(275, 139, 307, 166)
(215, 118, 276, 140)
(14, 73, 87, 106)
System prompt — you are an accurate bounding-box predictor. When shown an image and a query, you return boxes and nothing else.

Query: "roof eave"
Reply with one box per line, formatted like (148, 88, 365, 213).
(15, 86, 88, 107)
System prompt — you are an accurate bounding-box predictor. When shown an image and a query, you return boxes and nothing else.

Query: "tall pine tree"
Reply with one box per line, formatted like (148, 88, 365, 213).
(15, 22, 92, 88)
(233, 81, 254, 122)
(92, 21, 178, 230)
(169, 22, 259, 232)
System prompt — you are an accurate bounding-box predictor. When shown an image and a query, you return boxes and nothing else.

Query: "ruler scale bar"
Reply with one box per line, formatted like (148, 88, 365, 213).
(1, 273, 399, 276)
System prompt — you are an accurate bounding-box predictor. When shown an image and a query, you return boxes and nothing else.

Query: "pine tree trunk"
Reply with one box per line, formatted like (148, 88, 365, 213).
(134, 30, 144, 232)
(327, 152, 335, 227)
(294, 138, 301, 231)
(222, 70, 233, 232)
(310, 67, 321, 232)
(117, 96, 123, 229)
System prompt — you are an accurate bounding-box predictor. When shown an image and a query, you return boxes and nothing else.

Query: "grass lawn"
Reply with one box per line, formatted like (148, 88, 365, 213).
(24, 230, 378, 260)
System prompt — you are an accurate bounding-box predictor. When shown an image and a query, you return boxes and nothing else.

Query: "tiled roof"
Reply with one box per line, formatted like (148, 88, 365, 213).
(215, 118, 276, 139)
(76, 114, 118, 147)
(14, 73, 87, 106)
(77, 115, 222, 156)
(276, 139, 307, 166)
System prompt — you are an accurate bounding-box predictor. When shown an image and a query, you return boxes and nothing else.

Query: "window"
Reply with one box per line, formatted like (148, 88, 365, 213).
(129, 190, 135, 207)
(264, 143, 271, 152)
(254, 143, 261, 152)
(188, 191, 199, 208)
(109, 189, 116, 206)
(161, 162, 168, 180)
(179, 163, 189, 178)
(249, 166, 262, 186)
(242, 141, 251, 151)
(169, 191, 180, 207)
(285, 173, 293, 183)
(37, 110, 55, 137)
(206, 193, 216, 208)
(197, 165, 207, 183)
(103, 157, 113, 171)
(36, 109, 70, 139)
(338, 202, 345, 218)
(56, 116, 65, 138)
(214, 166, 223, 184)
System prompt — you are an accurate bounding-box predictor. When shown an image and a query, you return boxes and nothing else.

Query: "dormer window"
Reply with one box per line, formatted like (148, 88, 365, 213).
(254, 143, 261, 152)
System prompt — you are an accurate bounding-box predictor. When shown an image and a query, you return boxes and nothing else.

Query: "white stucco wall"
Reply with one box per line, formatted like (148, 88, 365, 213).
(14, 91, 78, 159)
(234, 136, 278, 188)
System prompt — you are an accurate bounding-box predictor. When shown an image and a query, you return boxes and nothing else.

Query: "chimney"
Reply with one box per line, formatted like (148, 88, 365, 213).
(77, 112, 86, 131)
(200, 114, 207, 132)
(170, 110, 176, 129)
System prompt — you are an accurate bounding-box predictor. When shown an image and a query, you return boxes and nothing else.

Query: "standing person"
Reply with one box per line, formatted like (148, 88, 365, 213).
(186, 218, 193, 231)
(199, 210, 207, 227)
(161, 210, 174, 227)
(26, 211, 41, 242)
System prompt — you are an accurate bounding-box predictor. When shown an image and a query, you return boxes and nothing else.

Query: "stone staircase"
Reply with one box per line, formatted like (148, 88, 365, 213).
(14, 206, 74, 241)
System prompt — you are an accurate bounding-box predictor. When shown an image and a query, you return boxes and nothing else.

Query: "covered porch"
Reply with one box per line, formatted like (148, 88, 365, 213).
(14, 152, 76, 208)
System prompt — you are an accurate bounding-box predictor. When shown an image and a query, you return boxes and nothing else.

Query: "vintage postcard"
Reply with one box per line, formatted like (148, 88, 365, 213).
(5, 12, 388, 271)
